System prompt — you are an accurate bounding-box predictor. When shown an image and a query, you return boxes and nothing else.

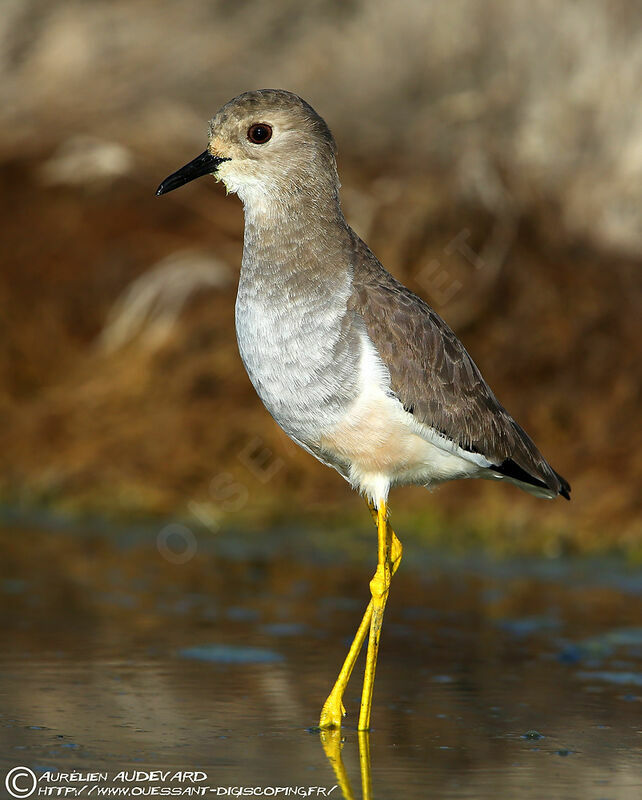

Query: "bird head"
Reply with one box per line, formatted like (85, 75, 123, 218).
(156, 89, 339, 209)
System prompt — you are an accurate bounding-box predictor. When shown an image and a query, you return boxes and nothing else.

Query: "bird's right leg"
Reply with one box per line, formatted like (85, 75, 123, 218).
(319, 499, 402, 729)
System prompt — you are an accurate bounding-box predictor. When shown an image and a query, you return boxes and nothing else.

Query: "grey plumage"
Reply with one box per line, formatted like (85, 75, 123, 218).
(156, 91, 571, 734)
(347, 231, 570, 498)
(157, 89, 570, 504)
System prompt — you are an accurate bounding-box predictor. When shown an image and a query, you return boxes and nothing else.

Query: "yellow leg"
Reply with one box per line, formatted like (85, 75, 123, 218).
(319, 597, 374, 728)
(358, 499, 394, 730)
(319, 499, 402, 730)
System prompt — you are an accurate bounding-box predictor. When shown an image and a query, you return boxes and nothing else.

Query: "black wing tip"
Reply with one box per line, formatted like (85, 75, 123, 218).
(493, 458, 571, 500)
(555, 471, 571, 501)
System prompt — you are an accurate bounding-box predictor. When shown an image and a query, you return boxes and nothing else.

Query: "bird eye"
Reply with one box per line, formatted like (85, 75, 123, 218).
(247, 123, 272, 144)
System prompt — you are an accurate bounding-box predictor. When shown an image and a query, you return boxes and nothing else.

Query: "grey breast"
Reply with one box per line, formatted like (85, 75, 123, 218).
(234, 217, 363, 452)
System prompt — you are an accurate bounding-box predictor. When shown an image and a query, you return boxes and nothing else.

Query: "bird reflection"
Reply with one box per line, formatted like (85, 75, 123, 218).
(320, 728, 372, 800)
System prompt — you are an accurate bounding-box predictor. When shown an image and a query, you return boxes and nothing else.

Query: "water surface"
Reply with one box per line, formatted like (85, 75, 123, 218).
(0, 522, 640, 799)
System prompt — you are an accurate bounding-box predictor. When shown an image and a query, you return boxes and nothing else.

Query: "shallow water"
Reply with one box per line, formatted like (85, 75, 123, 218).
(0, 521, 641, 799)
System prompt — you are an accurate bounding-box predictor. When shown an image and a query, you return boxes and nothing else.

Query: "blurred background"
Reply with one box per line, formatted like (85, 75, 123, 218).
(0, 0, 641, 555)
(1, 3, 642, 795)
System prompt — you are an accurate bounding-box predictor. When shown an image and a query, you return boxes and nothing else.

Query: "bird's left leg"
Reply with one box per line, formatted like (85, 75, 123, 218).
(319, 499, 402, 730)
(319, 596, 373, 729)
(358, 499, 397, 731)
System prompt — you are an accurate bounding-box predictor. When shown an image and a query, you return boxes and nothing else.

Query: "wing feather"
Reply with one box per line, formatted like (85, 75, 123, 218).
(347, 232, 570, 499)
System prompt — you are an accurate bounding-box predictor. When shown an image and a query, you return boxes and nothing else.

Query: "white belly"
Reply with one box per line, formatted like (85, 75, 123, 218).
(236, 264, 485, 507)
(318, 331, 487, 505)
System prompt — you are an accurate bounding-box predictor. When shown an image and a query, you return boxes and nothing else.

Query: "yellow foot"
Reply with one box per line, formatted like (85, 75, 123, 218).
(319, 692, 346, 729)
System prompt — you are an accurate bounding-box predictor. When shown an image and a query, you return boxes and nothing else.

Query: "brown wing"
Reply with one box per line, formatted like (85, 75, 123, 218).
(348, 232, 570, 498)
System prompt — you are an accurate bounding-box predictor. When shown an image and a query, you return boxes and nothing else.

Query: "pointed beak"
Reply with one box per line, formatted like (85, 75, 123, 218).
(156, 150, 229, 196)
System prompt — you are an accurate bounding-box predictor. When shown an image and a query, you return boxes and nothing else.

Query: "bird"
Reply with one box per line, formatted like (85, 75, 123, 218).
(156, 89, 570, 732)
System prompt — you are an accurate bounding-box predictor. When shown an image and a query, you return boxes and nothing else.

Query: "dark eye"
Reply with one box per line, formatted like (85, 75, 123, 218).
(247, 123, 272, 144)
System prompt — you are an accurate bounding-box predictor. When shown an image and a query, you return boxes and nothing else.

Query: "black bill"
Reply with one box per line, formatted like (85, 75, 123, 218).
(156, 150, 229, 196)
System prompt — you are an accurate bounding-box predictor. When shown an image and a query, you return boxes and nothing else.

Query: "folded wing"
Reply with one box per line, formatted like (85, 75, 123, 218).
(348, 233, 570, 499)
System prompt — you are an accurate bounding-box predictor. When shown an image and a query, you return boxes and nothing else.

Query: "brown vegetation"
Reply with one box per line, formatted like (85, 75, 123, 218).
(0, 155, 640, 555)
(0, 1, 640, 554)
